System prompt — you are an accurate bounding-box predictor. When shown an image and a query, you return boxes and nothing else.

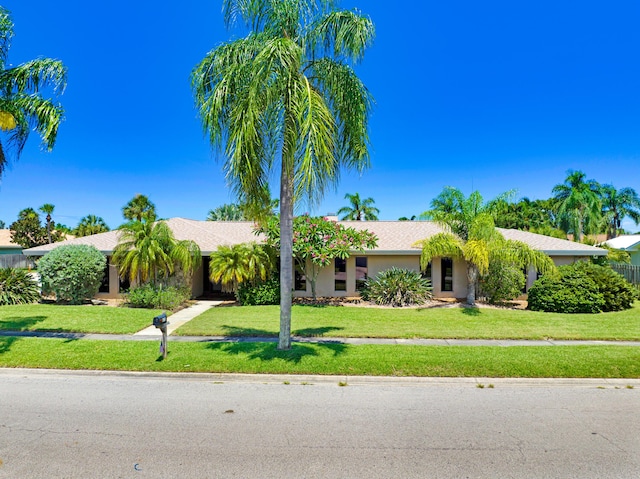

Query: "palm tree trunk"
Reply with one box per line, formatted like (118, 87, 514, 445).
(278, 163, 294, 350)
(466, 263, 478, 306)
(46, 214, 52, 244)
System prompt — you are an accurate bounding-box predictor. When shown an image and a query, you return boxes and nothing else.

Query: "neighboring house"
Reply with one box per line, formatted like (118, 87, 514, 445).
(24, 217, 607, 300)
(0, 229, 36, 269)
(602, 235, 640, 266)
(0, 229, 22, 255)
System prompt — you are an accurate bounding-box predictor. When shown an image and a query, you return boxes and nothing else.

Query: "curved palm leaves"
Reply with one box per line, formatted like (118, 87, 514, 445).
(599, 184, 640, 239)
(74, 215, 110, 237)
(122, 194, 156, 222)
(192, 0, 374, 349)
(552, 170, 601, 242)
(0, 9, 66, 177)
(209, 242, 274, 293)
(337, 192, 379, 220)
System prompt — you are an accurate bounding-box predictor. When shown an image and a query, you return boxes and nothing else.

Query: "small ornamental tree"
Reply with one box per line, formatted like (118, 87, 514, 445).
(38, 245, 106, 304)
(257, 216, 378, 299)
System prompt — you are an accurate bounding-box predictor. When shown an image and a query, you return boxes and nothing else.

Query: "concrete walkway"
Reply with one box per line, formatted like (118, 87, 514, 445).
(133, 300, 224, 337)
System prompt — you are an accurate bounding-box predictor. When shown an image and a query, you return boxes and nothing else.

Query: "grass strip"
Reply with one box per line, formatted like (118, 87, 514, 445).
(0, 304, 163, 334)
(175, 303, 640, 341)
(0, 337, 639, 378)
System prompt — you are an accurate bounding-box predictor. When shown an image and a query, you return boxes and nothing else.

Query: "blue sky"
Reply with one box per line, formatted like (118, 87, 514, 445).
(1, 1, 639, 230)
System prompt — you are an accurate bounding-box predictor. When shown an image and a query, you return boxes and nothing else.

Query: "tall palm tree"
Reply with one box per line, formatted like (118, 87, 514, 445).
(122, 194, 156, 222)
(417, 187, 553, 304)
(73, 215, 110, 237)
(112, 219, 201, 286)
(38, 203, 54, 244)
(192, 0, 374, 349)
(552, 170, 601, 242)
(337, 192, 379, 220)
(0, 7, 66, 178)
(599, 184, 640, 239)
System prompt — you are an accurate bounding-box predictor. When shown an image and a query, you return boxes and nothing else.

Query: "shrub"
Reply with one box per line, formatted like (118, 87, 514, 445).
(527, 265, 605, 313)
(572, 262, 637, 312)
(0, 268, 41, 305)
(360, 267, 433, 307)
(236, 277, 280, 306)
(125, 284, 191, 310)
(479, 261, 526, 304)
(38, 245, 106, 304)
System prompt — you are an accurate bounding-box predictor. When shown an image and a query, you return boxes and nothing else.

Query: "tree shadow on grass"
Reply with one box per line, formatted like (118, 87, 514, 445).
(0, 336, 19, 354)
(220, 325, 277, 338)
(206, 340, 348, 364)
(0, 316, 47, 331)
(293, 326, 344, 337)
(461, 307, 482, 317)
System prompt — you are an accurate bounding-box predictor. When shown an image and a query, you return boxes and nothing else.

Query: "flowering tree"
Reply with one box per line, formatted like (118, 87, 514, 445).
(257, 216, 378, 299)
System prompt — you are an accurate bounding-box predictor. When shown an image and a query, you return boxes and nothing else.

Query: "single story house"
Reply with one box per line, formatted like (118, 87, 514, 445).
(0, 229, 22, 255)
(23, 217, 607, 300)
(602, 235, 640, 266)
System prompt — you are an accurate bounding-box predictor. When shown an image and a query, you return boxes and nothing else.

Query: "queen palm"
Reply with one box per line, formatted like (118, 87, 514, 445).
(417, 188, 554, 305)
(74, 215, 110, 237)
(112, 219, 201, 286)
(0, 8, 66, 178)
(38, 203, 55, 244)
(192, 0, 374, 349)
(599, 184, 640, 239)
(337, 192, 379, 220)
(552, 170, 601, 242)
(209, 243, 274, 293)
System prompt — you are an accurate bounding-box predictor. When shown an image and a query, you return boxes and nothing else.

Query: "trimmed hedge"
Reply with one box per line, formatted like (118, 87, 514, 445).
(125, 284, 191, 310)
(236, 277, 280, 306)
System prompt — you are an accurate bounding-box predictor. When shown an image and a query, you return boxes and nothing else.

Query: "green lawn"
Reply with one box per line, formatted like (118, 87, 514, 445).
(0, 337, 639, 378)
(175, 303, 640, 341)
(0, 304, 164, 334)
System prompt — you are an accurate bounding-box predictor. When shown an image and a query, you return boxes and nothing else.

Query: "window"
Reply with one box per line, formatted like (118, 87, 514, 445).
(441, 257, 453, 292)
(295, 268, 306, 291)
(335, 258, 347, 291)
(119, 275, 130, 293)
(355, 257, 368, 291)
(422, 261, 432, 281)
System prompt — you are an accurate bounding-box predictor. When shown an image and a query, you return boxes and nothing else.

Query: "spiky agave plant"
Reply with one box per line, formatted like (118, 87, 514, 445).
(0, 267, 40, 305)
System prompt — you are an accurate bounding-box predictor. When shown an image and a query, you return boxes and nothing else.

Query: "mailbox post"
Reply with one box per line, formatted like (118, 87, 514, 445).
(152, 312, 169, 359)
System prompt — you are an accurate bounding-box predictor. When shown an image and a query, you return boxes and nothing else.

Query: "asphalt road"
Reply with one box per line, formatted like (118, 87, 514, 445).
(1, 370, 638, 478)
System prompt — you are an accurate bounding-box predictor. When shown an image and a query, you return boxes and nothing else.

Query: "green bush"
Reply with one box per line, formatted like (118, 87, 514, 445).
(125, 284, 191, 310)
(528, 265, 605, 313)
(360, 267, 433, 307)
(479, 261, 526, 304)
(0, 268, 41, 305)
(38, 245, 106, 304)
(236, 277, 280, 306)
(572, 262, 637, 312)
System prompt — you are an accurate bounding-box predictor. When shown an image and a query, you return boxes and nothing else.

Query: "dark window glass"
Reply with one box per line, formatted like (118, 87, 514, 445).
(335, 258, 347, 291)
(295, 267, 306, 291)
(441, 257, 453, 292)
(119, 275, 130, 293)
(422, 261, 432, 281)
(99, 261, 110, 293)
(355, 257, 367, 291)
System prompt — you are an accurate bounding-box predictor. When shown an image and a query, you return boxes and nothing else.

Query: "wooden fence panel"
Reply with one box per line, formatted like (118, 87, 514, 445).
(0, 254, 35, 269)
(610, 264, 640, 285)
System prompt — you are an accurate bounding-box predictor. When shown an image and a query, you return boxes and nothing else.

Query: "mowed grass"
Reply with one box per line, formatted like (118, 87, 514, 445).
(0, 337, 638, 378)
(175, 303, 640, 341)
(0, 304, 163, 334)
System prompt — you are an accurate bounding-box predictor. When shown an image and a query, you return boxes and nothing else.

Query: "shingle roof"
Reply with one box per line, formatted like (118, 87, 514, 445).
(23, 218, 606, 257)
(0, 230, 21, 250)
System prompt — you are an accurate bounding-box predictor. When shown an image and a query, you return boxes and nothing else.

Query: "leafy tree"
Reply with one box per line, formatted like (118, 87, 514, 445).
(207, 203, 245, 221)
(9, 207, 62, 248)
(192, 0, 374, 349)
(38, 245, 106, 304)
(478, 260, 526, 304)
(0, 220, 5, 229)
(38, 203, 55, 244)
(416, 188, 554, 305)
(599, 184, 640, 239)
(337, 192, 379, 221)
(73, 215, 110, 237)
(54, 223, 72, 234)
(257, 215, 377, 300)
(398, 215, 416, 221)
(122, 194, 156, 222)
(112, 218, 201, 286)
(0, 7, 66, 179)
(552, 170, 601, 242)
(209, 242, 275, 293)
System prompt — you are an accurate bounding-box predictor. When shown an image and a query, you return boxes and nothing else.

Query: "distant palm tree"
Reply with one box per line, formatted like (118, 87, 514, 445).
(337, 193, 379, 221)
(0, 7, 66, 179)
(552, 170, 601, 242)
(74, 215, 110, 237)
(38, 203, 55, 244)
(192, 0, 374, 349)
(113, 219, 201, 286)
(599, 184, 640, 239)
(207, 204, 245, 221)
(122, 194, 156, 222)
